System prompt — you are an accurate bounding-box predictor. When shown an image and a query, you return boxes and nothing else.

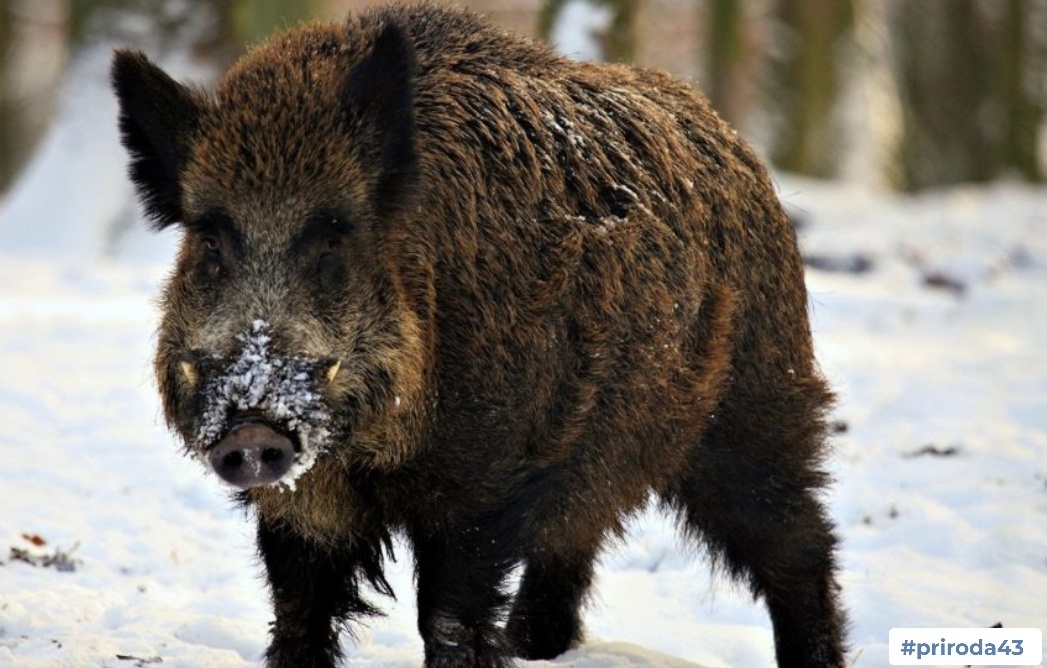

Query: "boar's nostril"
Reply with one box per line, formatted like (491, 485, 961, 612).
(221, 450, 244, 469)
(261, 447, 285, 464)
(208, 423, 295, 489)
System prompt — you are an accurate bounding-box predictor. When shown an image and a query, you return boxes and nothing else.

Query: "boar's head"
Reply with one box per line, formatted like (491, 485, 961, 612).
(112, 24, 428, 489)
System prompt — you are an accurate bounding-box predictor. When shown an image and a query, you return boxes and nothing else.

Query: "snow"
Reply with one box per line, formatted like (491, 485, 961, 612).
(783, 177, 1047, 664)
(2, 177, 1045, 667)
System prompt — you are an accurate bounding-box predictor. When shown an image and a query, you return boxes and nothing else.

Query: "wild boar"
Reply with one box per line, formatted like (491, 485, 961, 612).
(112, 3, 845, 667)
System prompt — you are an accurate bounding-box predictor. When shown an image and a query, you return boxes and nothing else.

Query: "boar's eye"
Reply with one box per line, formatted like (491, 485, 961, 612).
(321, 236, 342, 254)
(316, 233, 346, 290)
(199, 235, 224, 278)
(187, 212, 235, 281)
(294, 212, 352, 292)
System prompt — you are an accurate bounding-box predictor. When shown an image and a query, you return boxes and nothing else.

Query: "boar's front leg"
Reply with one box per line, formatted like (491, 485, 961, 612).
(258, 519, 391, 668)
(504, 546, 598, 660)
(410, 523, 517, 668)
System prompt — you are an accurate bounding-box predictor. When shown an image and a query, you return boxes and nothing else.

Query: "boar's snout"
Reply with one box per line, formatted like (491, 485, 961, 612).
(209, 420, 295, 489)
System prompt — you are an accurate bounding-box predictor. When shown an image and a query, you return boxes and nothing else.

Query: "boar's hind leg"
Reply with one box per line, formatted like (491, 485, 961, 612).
(504, 547, 597, 660)
(410, 525, 518, 668)
(258, 520, 391, 668)
(668, 383, 846, 668)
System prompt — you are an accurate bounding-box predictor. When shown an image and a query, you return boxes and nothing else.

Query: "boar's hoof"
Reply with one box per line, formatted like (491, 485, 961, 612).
(209, 422, 294, 489)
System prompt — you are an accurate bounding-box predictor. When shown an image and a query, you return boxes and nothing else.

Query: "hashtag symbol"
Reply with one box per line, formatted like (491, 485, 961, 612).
(900, 639, 916, 656)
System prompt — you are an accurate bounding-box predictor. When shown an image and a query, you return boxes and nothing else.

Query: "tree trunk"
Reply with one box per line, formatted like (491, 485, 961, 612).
(894, 0, 1000, 190)
(705, 0, 748, 126)
(0, 1, 68, 193)
(232, 0, 318, 47)
(0, 3, 10, 189)
(766, 0, 855, 178)
(999, 0, 1046, 182)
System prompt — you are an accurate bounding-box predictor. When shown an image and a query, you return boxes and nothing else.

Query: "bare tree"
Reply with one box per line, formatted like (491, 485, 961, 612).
(999, 0, 1046, 182)
(765, 0, 855, 178)
(0, 1, 68, 193)
(704, 0, 748, 126)
(0, 3, 10, 188)
(232, 0, 318, 46)
(893, 0, 1046, 190)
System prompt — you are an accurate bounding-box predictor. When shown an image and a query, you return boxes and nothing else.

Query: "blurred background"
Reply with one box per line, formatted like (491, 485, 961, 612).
(1, 0, 1045, 206)
(1, 5, 1045, 666)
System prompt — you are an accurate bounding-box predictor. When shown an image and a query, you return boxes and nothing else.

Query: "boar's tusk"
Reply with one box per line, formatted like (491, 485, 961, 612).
(180, 361, 199, 387)
(326, 360, 342, 385)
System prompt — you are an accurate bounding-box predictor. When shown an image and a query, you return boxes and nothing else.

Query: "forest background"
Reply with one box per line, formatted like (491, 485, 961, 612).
(2, 0, 1045, 199)
(1, 2, 1045, 667)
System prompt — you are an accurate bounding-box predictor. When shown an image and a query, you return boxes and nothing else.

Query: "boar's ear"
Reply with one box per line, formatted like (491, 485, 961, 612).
(111, 49, 202, 230)
(342, 23, 419, 218)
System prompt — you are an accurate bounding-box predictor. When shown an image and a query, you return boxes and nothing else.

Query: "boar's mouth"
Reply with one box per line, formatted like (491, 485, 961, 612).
(188, 320, 335, 490)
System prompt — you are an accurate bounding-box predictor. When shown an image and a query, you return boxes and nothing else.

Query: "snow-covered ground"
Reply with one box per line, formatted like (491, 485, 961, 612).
(1, 176, 1044, 668)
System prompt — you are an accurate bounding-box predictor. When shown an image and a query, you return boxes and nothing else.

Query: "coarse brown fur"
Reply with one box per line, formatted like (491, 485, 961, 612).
(112, 3, 845, 667)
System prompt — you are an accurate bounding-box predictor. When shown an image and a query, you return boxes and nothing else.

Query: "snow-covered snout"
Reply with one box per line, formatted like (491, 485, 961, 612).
(183, 321, 339, 490)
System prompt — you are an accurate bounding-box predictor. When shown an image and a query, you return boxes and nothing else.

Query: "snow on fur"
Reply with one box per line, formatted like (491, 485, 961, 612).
(193, 320, 331, 489)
